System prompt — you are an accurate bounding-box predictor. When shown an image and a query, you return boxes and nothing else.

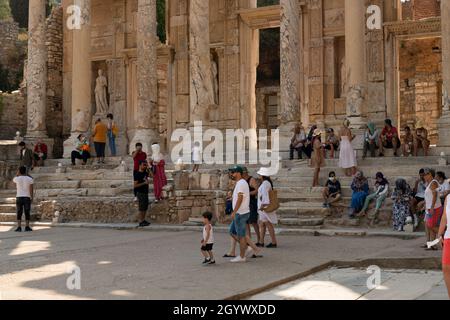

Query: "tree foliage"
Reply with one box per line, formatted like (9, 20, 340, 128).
(157, 0, 166, 43)
(257, 0, 279, 7)
(9, 0, 59, 29)
(0, 0, 11, 20)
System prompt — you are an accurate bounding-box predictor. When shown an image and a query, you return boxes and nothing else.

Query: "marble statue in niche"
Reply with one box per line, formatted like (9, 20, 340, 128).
(95, 69, 109, 114)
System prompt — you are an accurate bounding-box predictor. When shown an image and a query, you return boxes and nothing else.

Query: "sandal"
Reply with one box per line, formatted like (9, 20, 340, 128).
(223, 254, 236, 258)
(251, 254, 263, 259)
(266, 243, 277, 248)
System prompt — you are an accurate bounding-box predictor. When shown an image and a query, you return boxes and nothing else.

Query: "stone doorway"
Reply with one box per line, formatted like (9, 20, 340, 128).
(398, 37, 442, 144)
(239, 4, 281, 131)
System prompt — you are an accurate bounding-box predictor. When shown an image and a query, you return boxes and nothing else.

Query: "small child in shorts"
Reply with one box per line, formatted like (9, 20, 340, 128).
(201, 212, 215, 265)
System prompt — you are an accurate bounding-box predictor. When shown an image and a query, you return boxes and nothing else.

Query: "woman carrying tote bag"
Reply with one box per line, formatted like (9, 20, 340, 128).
(257, 167, 278, 248)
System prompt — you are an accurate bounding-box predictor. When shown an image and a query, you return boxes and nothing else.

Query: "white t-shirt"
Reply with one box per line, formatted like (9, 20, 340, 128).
(438, 179, 450, 196)
(13, 176, 34, 198)
(258, 180, 272, 214)
(232, 178, 250, 215)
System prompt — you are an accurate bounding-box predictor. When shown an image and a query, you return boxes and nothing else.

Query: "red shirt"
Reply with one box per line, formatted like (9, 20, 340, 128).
(381, 126, 398, 140)
(133, 151, 147, 171)
(34, 143, 48, 154)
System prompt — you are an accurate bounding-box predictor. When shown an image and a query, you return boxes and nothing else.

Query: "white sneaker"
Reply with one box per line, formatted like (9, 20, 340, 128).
(230, 256, 247, 263)
(245, 247, 254, 258)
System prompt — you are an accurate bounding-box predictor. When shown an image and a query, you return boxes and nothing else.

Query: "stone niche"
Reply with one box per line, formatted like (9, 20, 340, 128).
(91, 60, 110, 116)
(399, 37, 442, 144)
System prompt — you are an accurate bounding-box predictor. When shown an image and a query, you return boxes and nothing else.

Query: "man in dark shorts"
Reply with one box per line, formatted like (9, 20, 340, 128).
(242, 167, 262, 246)
(134, 160, 151, 227)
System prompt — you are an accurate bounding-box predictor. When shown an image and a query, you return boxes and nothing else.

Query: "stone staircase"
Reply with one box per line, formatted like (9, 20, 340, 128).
(273, 154, 449, 229)
(0, 150, 448, 229)
(0, 157, 175, 223)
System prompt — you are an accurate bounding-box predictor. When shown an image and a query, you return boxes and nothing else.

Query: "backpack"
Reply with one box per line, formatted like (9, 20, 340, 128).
(112, 124, 119, 137)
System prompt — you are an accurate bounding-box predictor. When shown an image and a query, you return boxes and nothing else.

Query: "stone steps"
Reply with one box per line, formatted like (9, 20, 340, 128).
(34, 187, 132, 198)
(0, 212, 40, 222)
(278, 217, 324, 228)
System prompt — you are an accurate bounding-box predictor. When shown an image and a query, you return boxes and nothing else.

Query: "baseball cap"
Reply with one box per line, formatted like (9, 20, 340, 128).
(228, 165, 244, 174)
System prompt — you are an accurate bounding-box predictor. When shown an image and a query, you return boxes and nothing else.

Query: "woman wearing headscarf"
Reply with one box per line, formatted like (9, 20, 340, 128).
(349, 171, 369, 218)
(150, 143, 167, 202)
(339, 119, 357, 176)
(359, 172, 389, 224)
(363, 122, 379, 159)
(310, 128, 325, 187)
(391, 178, 413, 232)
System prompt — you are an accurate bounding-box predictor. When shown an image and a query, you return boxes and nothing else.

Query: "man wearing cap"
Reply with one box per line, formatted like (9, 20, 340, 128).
(228, 165, 251, 263)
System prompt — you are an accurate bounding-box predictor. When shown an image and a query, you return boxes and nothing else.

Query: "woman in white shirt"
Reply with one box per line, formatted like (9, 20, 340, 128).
(437, 171, 450, 205)
(423, 168, 443, 250)
(257, 167, 278, 248)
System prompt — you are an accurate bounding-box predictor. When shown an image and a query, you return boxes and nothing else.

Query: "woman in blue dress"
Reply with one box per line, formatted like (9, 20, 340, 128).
(349, 171, 369, 218)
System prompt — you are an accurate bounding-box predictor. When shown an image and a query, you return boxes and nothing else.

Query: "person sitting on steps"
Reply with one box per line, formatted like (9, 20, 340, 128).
(379, 119, 400, 157)
(402, 126, 414, 157)
(413, 120, 430, 157)
(71, 134, 91, 166)
(323, 128, 339, 159)
(289, 123, 308, 160)
(322, 171, 342, 208)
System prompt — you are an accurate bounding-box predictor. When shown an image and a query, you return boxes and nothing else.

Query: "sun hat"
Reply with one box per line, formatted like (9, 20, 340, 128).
(257, 167, 276, 177)
(313, 128, 322, 137)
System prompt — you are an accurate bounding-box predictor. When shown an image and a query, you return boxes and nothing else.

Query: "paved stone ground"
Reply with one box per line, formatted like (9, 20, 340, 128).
(249, 267, 448, 300)
(0, 226, 444, 300)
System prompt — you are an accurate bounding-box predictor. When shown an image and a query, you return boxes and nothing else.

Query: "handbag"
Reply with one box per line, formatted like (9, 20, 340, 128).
(263, 189, 279, 213)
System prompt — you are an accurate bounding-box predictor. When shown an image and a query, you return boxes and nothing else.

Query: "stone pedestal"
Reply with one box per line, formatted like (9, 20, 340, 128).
(128, 129, 159, 155)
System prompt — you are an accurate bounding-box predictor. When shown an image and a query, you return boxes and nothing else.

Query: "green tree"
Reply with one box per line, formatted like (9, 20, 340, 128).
(0, 0, 11, 20)
(157, 0, 166, 43)
(9, 0, 28, 28)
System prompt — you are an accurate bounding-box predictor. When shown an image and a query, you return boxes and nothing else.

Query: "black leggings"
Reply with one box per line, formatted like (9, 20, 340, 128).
(94, 142, 106, 158)
(16, 197, 31, 221)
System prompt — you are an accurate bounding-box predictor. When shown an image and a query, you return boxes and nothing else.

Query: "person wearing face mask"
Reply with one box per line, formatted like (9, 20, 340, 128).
(71, 134, 91, 166)
(322, 172, 341, 208)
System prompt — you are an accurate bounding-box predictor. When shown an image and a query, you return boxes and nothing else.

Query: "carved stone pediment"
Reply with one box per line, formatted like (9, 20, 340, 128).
(384, 18, 441, 37)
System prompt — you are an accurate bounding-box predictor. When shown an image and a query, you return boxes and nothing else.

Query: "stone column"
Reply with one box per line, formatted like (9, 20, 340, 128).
(64, 0, 92, 157)
(189, 0, 215, 124)
(279, 0, 301, 153)
(345, 0, 367, 127)
(26, 0, 48, 138)
(129, 0, 159, 154)
(438, 0, 450, 148)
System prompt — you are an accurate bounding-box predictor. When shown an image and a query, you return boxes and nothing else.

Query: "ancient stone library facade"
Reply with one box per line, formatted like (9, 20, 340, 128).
(14, 0, 450, 157)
